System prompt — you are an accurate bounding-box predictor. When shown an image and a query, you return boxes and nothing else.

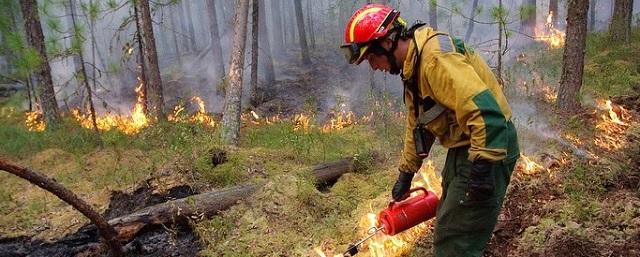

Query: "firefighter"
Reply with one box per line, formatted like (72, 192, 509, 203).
(341, 4, 520, 257)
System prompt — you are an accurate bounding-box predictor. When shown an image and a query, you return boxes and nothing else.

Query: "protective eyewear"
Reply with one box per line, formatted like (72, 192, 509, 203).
(340, 43, 370, 64)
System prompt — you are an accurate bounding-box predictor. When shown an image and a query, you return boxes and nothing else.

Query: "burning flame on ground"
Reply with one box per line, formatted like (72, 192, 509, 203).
(72, 77, 150, 135)
(594, 99, 631, 151)
(294, 113, 312, 132)
(541, 85, 557, 103)
(322, 111, 356, 133)
(535, 12, 565, 49)
(517, 154, 546, 175)
(167, 96, 217, 128)
(315, 161, 442, 257)
(25, 108, 45, 132)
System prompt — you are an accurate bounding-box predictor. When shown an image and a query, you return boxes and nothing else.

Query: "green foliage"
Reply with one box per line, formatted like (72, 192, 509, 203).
(106, 0, 118, 10)
(583, 28, 640, 97)
(490, 5, 508, 22)
(519, 3, 535, 21)
(45, 18, 62, 33)
(242, 120, 373, 164)
(14, 47, 43, 78)
(81, 1, 100, 21)
(195, 150, 247, 187)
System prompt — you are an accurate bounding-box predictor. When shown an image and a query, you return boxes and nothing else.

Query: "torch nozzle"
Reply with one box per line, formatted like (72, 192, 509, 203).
(342, 226, 384, 256)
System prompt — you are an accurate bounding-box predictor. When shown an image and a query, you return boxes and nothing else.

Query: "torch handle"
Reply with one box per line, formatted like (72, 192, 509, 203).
(388, 187, 428, 209)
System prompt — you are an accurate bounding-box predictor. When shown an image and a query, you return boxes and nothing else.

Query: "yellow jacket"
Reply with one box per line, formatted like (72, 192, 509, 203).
(398, 26, 515, 173)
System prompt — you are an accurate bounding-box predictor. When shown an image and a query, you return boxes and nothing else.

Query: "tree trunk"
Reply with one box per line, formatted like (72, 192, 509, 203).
(609, 0, 632, 43)
(107, 156, 364, 242)
(557, 0, 589, 113)
(259, 0, 275, 85)
(206, 0, 226, 77)
(429, 0, 438, 30)
(136, 0, 164, 119)
(221, 0, 250, 146)
(519, 0, 536, 37)
(306, 0, 315, 49)
(589, 0, 596, 31)
(294, 0, 311, 65)
(549, 0, 558, 26)
(183, 0, 197, 51)
(169, 5, 183, 66)
(270, 0, 284, 53)
(250, 0, 259, 107)
(62, 0, 83, 86)
(465, 0, 480, 42)
(0, 159, 123, 257)
(20, 0, 60, 124)
(497, 0, 504, 85)
(133, 1, 149, 115)
(86, 0, 105, 110)
(69, 0, 99, 136)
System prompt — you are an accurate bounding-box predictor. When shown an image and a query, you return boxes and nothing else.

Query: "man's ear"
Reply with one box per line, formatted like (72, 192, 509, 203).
(380, 38, 393, 50)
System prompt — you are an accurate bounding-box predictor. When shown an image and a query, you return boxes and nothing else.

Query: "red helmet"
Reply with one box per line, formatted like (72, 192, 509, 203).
(341, 4, 403, 64)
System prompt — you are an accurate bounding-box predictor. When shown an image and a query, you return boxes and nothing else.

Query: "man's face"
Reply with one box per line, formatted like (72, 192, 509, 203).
(366, 52, 392, 73)
(364, 39, 395, 74)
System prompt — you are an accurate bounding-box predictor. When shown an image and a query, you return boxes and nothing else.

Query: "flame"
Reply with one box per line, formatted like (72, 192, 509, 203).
(130, 79, 149, 129)
(599, 100, 628, 126)
(25, 108, 45, 132)
(167, 104, 186, 122)
(322, 111, 356, 133)
(189, 96, 216, 127)
(72, 77, 150, 134)
(315, 161, 442, 257)
(535, 12, 565, 48)
(517, 154, 545, 174)
(541, 85, 557, 103)
(294, 113, 312, 132)
(593, 100, 630, 151)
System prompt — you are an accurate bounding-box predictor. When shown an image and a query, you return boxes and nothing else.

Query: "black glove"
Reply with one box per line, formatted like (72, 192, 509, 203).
(467, 159, 495, 201)
(392, 171, 414, 201)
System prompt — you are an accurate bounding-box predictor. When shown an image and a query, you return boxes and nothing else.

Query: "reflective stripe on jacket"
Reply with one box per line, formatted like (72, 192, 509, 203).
(398, 26, 514, 173)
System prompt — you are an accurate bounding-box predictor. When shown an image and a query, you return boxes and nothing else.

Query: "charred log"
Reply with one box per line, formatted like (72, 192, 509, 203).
(108, 155, 367, 241)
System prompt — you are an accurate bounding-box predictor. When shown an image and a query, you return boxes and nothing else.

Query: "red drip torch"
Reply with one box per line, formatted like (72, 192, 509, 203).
(343, 187, 439, 256)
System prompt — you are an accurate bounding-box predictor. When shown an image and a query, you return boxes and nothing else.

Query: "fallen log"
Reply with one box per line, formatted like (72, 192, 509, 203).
(110, 156, 365, 241)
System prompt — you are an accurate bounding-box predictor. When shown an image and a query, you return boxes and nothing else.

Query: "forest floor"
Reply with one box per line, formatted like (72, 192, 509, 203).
(0, 30, 638, 257)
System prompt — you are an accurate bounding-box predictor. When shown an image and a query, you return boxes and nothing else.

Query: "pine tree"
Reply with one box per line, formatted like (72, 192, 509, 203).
(20, 0, 60, 124)
(135, 0, 164, 119)
(557, 0, 589, 113)
(294, 0, 311, 65)
(259, 0, 275, 85)
(206, 0, 225, 76)
(221, 0, 250, 145)
(609, 0, 633, 43)
(465, 0, 480, 42)
(429, 0, 438, 30)
(68, 0, 99, 135)
(250, 0, 259, 106)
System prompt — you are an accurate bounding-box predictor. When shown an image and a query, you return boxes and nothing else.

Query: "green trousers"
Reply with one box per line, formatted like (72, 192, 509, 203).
(433, 122, 519, 257)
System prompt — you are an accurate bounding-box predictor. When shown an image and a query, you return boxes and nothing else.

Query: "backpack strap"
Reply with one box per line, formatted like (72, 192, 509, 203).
(405, 32, 447, 122)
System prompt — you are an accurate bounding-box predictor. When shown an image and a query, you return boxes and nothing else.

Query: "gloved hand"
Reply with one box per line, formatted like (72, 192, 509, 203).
(392, 171, 414, 202)
(467, 159, 495, 201)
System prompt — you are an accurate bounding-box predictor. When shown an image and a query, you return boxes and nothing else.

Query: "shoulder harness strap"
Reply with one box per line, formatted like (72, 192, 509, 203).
(405, 32, 447, 122)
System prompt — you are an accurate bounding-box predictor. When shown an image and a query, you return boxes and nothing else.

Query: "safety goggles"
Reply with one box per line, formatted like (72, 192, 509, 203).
(340, 43, 370, 65)
(341, 40, 390, 65)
